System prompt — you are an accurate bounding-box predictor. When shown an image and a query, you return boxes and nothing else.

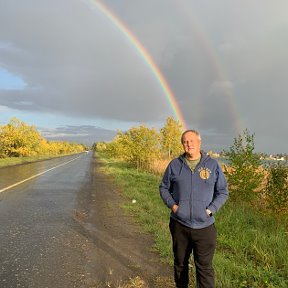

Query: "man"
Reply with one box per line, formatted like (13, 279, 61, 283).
(159, 130, 228, 288)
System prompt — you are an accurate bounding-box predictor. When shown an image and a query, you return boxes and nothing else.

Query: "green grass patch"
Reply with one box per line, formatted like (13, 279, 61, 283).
(96, 153, 288, 288)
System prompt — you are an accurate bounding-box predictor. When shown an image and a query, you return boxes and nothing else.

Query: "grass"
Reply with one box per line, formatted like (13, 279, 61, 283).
(96, 153, 288, 288)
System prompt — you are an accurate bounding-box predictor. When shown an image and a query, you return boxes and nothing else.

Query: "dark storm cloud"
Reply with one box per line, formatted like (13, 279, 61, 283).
(1, 0, 288, 152)
(0, 0, 170, 122)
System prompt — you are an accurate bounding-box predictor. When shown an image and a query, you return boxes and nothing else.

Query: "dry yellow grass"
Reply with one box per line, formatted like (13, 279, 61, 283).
(119, 276, 147, 288)
(118, 276, 174, 288)
(149, 159, 170, 175)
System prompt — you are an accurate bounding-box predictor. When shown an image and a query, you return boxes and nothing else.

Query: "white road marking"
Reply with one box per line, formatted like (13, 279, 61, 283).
(0, 155, 82, 193)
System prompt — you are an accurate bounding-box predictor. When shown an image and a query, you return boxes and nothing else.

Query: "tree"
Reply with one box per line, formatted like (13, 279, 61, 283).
(93, 142, 107, 152)
(109, 126, 161, 171)
(0, 117, 86, 157)
(265, 162, 288, 214)
(104, 131, 127, 160)
(0, 117, 42, 157)
(160, 117, 183, 159)
(224, 129, 264, 202)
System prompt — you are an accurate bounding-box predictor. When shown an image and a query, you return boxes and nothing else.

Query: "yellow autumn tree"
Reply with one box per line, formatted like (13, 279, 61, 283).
(0, 117, 86, 157)
(160, 117, 183, 159)
(0, 117, 42, 157)
(107, 126, 161, 171)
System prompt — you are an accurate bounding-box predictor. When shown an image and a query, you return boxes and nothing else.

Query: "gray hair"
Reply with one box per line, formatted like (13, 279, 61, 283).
(181, 129, 201, 143)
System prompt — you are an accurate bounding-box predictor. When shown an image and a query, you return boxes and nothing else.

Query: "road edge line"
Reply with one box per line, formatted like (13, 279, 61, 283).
(0, 155, 82, 193)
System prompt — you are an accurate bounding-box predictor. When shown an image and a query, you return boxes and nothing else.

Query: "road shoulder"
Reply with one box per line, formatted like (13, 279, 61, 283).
(74, 157, 173, 287)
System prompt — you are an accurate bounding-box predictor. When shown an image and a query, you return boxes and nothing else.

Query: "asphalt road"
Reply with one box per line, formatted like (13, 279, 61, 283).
(0, 153, 96, 288)
(0, 153, 172, 288)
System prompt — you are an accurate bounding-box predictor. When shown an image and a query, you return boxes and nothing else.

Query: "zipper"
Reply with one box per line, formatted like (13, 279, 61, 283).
(189, 158, 204, 221)
(190, 169, 193, 221)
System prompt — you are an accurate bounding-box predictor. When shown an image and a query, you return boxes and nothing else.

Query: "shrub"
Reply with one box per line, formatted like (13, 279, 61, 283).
(265, 162, 288, 214)
(224, 129, 264, 203)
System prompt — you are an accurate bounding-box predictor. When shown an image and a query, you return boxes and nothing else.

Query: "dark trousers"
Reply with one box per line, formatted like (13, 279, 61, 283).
(169, 218, 217, 288)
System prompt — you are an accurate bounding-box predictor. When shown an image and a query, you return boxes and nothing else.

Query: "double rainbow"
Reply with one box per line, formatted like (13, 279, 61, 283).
(177, 2, 243, 135)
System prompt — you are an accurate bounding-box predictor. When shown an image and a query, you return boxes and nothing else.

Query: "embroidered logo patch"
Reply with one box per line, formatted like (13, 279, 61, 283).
(198, 167, 211, 180)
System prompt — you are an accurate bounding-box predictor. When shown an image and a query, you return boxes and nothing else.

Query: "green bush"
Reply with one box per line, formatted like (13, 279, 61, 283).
(265, 162, 288, 214)
(224, 129, 264, 203)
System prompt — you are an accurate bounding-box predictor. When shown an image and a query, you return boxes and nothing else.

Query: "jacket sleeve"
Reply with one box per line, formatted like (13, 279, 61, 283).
(159, 164, 177, 209)
(207, 163, 229, 215)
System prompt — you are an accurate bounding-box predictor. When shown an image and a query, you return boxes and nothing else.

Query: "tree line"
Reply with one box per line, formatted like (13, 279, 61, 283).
(0, 117, 87, 158)
(94, 118, 288, 215)
(94, 117, 183, 171)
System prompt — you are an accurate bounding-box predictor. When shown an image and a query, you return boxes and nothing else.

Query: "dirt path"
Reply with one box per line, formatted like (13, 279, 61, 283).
(74, 157, 173, 287)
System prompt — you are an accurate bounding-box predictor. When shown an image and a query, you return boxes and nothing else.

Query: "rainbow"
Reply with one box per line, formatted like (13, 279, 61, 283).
(178, 3, 243, 135)
(89, 0, 187, 130)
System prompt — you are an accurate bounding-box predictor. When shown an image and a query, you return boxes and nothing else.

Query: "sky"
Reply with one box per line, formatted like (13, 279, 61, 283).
(0, 0, 287, 154)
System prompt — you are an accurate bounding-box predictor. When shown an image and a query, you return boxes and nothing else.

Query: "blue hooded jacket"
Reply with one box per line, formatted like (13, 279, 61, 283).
(159, 151, 228, 229)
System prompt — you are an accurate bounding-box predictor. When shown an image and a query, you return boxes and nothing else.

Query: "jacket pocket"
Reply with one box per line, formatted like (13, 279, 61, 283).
(193, 200, 209, 223)
(175, 200, 190, 220)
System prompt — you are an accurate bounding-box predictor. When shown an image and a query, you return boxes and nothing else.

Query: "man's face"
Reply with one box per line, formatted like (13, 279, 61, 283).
(182, 132, 201, 159)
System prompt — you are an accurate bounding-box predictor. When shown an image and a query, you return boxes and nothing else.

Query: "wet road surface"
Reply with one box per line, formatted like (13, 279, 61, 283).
(0, 154, 172, 288)
(0, 154, 95, 288)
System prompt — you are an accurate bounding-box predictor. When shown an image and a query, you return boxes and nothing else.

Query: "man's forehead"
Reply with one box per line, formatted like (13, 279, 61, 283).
(183, 132, 199, 139)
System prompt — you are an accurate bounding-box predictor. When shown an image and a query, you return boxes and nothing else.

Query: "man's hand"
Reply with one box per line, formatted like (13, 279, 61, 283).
(172, 204, 179, 213)
(206, 208, 212, 217)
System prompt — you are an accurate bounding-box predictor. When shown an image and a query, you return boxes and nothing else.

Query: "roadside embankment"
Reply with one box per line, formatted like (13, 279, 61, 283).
(96, 152, 288, 288)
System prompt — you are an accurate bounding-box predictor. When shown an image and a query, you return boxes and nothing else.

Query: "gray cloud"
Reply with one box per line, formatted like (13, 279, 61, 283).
(40, 125, 117, 145)
(0, 0, 170, 122)
(1, 0, 288, 153)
